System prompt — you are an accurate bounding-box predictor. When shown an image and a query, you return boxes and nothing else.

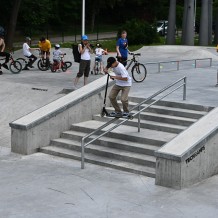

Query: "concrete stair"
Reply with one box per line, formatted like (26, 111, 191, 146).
(40, 97, 213, 178)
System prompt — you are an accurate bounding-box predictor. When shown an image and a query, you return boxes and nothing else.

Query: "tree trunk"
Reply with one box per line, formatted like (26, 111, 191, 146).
(182, 0, 195, 45)
(6, 0, 22, 49)
(199, 0, 209, 45)
(90, 0, 99, 32)
(166, 0, 176, 45)
(214, 9, 218, 44)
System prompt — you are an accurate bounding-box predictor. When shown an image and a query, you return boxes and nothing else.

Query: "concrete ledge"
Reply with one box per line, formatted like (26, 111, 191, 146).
(155, 107, 218, 189)
(10, 76, 114, 154)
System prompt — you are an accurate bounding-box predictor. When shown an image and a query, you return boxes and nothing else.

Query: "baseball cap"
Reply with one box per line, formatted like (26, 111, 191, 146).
(81, 35, 88, 40)
(106, 57, 116, 68)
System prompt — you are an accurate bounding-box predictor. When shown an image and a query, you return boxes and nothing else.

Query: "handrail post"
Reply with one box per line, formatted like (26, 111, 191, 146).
(216, 70, 218, 87)
(138, 106, 141, 132)
(210, 58, 212, 67)
(158, 62, 160, 73)
(183, 77, 187, 100)
(81, 138, 85, 169)
(195, 60, 197, 68)
(177, 61, 179, 71)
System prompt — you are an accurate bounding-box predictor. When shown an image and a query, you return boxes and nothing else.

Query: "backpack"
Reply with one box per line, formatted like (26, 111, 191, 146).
(72, 43, 84, 63)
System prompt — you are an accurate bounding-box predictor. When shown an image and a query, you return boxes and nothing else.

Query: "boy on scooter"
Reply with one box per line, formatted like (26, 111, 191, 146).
(103, 56, 132, 118)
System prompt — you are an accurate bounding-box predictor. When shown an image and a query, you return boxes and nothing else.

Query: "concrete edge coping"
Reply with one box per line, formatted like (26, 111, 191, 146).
(9, 76, 114, 130)
(155, 107, 218, 162)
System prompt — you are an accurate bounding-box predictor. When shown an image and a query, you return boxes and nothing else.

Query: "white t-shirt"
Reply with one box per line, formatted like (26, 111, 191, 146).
(53, 49, 62, 61)
(23, 42, 31, 57)
(95, 48, 104, 57)
(79, 44, 91, 60)
(112, 62, 132, 87)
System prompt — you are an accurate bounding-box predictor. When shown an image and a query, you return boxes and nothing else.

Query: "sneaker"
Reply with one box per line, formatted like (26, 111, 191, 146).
(122, 112, 129, 117)
(109, 111, 122, 117)
(2, 63, 9, 70)
(0, 71, 2, 75)
(23, 67, 30, 70)
(28, 65, 34, 68)
(91, 71, 93, 74)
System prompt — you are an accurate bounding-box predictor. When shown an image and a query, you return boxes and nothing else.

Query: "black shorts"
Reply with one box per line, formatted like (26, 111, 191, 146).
(77, 59, 91, 77)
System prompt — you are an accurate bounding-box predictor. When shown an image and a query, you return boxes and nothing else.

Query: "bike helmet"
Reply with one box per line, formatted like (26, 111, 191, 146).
(26, 36, 31, 41)
(55, 44, 60, 49)
(96, 43, 101, 48)
(0, 26, 5, 37)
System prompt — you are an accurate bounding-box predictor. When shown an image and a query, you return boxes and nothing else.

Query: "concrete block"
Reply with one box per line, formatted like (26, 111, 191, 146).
(155, 107, 218, 189)
(10, 76, 114, 155)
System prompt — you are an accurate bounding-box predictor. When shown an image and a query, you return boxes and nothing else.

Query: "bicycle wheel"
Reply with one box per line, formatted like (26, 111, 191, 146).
(131, 63, 147, 82)
(16, 58, 27, 70)
(50, 64, 56, 72)
(61, 63, 67, 72)
(9, 61, 22, 74)
(65, 61, 72, 69)
(37, 59, 49, 71)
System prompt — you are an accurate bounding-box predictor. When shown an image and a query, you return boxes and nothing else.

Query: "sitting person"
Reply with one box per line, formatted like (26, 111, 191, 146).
(91, 43, 107, 75)
(52, 44, 65, 71)
(22, 37, 38, 70)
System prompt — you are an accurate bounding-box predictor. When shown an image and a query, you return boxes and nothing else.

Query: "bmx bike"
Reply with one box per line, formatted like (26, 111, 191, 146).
(119, 52, 147, 82)
(50, 54, 69, 72)
(0, 51, 22, 74)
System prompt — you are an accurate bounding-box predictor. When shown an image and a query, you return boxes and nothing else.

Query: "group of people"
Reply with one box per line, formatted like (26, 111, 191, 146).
(0, 28, 132, 117)
(73, 30, 132, 117)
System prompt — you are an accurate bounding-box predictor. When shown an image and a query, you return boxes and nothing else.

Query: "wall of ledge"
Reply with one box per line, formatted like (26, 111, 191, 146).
(10, 76, 114, 155)
(155, 107, 218, 189)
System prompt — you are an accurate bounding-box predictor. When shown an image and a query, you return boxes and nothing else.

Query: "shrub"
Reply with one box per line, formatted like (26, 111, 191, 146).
(117, 19, 160, 45)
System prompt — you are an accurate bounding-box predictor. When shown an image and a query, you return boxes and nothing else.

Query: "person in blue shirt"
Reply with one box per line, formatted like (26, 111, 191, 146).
(116, 30, 128, 67)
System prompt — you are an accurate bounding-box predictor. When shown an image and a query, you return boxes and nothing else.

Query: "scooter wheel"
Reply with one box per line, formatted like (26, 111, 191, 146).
(101, 111, 105, 117)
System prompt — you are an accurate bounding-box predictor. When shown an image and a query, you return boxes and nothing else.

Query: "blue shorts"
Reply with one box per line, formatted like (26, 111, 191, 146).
(95, 56, 102, 62)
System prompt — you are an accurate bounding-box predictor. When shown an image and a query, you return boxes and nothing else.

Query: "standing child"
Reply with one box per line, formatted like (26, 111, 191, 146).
(74, 35, 93, 87)
(116, 30, 128, 67)
(103, 56, 132, 118)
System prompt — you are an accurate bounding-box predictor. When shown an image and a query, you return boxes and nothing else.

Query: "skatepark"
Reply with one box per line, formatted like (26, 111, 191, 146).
(0, 44, 218, 217)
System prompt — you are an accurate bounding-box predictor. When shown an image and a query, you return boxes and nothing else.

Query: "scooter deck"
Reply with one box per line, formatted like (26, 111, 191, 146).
(106, 114, 133, 120)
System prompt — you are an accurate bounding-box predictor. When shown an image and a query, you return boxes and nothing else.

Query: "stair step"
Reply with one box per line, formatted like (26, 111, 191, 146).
(126, 101, 207, 119)
(106, 107, 197, 126)
(93, 114, 186, 134)
(40, 146, 156, 177)
(70, 120, 177, 146)
(58, 131, 160, 155)
(128, 97, 213, 112)
(51, 138, 157, 165)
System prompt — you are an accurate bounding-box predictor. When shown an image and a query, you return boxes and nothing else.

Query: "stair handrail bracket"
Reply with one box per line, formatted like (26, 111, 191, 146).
(81, 76, 187, 169)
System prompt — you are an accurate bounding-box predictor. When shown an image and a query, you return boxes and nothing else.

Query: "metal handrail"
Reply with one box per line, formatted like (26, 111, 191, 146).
(145, 57, 212, 73)
(81, 76, 187, 169)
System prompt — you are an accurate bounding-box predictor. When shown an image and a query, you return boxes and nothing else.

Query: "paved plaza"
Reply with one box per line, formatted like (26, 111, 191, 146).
(0, 43, 218, 217)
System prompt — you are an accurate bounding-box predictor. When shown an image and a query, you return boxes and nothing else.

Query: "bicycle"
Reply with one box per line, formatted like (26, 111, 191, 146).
(16, 52, 38, 70)
(0, 51, 22, 74)
(37, 50, 50, 71)
(124, 52, 147, 82)
(93, 56, 101, 75)
(50, 54, 68, 72)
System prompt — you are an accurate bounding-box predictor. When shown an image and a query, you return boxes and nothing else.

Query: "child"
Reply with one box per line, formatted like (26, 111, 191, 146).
(103, 56, 132, 117)
(74, 35, 93, 87)
(91, 43, 107, 75)
(22, 37, 38, 70)
(53, 44, 65, 71)
(116, 30, 128, 67)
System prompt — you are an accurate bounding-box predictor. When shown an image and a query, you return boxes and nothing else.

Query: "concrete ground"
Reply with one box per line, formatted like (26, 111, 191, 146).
(0, 43, 218, 217)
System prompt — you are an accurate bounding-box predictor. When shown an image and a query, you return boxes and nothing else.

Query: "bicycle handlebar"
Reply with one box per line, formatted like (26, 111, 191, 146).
(129, 52, 141, 56)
